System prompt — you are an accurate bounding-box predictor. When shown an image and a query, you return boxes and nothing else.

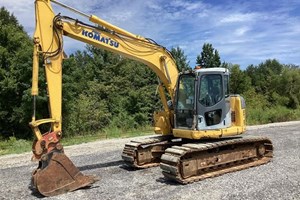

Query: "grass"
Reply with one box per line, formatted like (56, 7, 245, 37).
(0, 137, 32, 156)
(61, 126, 153, 146)
(0, 126, 153, 156)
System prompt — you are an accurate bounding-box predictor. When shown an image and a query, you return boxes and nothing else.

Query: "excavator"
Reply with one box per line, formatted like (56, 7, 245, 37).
(30, 0, 273, 196)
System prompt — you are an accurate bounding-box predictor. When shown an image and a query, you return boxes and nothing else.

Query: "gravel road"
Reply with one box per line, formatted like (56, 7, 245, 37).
(0, 121, 299, 200)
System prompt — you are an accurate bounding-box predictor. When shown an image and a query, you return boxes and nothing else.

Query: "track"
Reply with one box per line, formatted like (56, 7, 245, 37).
(161, 137, 273, 183)
(122, 135, 182, 168)
(122, 135, 273, 185)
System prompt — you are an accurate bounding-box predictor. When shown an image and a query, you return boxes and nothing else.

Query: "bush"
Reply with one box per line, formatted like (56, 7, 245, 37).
(246, 105, 300, 125)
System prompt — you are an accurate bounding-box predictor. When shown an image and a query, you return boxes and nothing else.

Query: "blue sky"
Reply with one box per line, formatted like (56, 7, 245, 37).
(1, 0, 300, 69)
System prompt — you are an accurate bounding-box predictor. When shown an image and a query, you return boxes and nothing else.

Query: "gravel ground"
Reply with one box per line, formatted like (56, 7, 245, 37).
(0, 121, 299, 200)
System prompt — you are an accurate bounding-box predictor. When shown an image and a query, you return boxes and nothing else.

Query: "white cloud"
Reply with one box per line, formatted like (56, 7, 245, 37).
(1, 0, 300, 68)
(220, 13, 258, 24)
(234, 27, 250, 36)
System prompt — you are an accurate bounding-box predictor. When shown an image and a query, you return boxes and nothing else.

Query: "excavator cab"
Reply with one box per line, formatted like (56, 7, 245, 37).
(174, 68, 231, 131)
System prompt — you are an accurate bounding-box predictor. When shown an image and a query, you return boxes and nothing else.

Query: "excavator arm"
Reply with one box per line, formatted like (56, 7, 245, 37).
(30, 0, 178, 196)
(31, 0, 178, 139)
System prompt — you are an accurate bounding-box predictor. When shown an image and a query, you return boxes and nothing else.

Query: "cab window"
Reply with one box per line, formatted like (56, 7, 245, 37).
(199, 74, 222, 107)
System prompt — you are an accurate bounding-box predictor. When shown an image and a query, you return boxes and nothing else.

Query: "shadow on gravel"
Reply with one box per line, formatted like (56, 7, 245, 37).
(28, 183, 45, 198)
(156, 177, 181, 185)
(78, 159, 139, 172)
(119, 164, 139, 171)
(78, 160, 124, 171)
(30, 191, 45, 199)
(29, 183, 98, 198)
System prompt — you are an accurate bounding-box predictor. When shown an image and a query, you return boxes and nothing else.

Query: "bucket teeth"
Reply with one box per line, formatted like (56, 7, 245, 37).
(32, 152, 98, 196)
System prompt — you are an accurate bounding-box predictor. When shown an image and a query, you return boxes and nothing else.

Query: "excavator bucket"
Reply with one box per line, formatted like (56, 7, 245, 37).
(32, 152, 97, 196)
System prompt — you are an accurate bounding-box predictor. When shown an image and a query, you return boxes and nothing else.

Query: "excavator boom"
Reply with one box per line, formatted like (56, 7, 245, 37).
(30, 0, 178, 196)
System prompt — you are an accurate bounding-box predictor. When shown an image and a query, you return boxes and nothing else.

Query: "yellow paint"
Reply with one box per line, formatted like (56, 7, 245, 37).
(173, 126, 245, 140)
(153, 111, 173, 135)
(230, 96, 246, 127)
(31, 0, 177, 138)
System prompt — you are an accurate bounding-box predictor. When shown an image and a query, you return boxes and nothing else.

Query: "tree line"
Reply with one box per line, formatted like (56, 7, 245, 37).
(1, 7, 300, 140)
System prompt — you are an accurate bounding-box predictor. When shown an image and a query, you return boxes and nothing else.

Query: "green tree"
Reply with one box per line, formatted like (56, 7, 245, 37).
(227, 64, 251, 95)
(62, 48, 114, 135)
(0, 7, 40, 139)
(61, 46, 161, 135)
(170, 46, 190, 72)
(245, 59, 284, 106)
(196, 43, 221, 68)
(275, 65, 300, 109)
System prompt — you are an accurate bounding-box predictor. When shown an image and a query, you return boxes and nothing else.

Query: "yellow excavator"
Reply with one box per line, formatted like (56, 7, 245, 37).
(30, 0, 273, 196)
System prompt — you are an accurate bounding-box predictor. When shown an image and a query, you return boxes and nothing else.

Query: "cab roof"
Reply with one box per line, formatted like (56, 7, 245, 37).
(195, 67, 228, 73)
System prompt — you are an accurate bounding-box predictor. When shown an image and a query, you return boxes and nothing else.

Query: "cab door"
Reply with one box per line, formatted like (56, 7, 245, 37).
(174, 74, 196, 129)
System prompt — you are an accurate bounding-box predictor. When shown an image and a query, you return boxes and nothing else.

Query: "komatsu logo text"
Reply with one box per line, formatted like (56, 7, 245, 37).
(82, 30, 119, 48)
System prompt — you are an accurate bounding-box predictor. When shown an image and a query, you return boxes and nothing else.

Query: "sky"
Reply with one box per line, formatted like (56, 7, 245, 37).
(1, 0, 300, 69)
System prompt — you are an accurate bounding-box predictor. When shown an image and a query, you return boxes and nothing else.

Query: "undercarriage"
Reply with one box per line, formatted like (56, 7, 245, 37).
(122, 135, 273, 183)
